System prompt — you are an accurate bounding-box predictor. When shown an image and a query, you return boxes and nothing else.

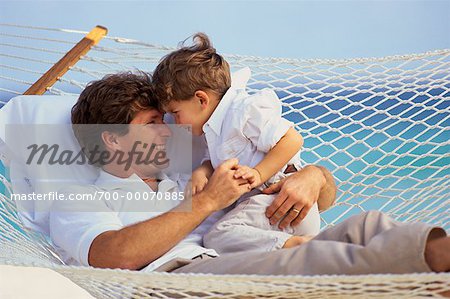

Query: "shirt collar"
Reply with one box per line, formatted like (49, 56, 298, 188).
(202, 67, 251, 136)
(95, 169, 178, 193)
(231, 67, 251, 89)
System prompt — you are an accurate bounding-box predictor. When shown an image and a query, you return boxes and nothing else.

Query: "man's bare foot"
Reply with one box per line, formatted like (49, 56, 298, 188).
(282, 235, 313, 249)
(425, 229, 449, 272)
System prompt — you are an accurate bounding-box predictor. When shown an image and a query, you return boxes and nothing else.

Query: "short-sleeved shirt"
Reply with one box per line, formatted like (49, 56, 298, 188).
(202, 67, 301, 177)
(49, 170, 223, 271)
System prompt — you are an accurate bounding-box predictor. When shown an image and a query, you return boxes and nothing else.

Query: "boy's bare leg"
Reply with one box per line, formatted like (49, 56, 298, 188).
(283, 235, 313, 248)
(425, 232, 450, 272)
(424, 234, 450, 297)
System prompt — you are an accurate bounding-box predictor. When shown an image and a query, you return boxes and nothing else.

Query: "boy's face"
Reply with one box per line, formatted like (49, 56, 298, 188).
(165, 98, 206, 136)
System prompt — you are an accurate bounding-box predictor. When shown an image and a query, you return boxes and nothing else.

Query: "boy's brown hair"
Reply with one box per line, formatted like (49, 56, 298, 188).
(71, 72, 156, 166)
(152, 33, 231, 108)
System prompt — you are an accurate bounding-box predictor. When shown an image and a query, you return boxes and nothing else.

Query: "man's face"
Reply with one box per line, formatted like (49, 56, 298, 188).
(116, 109, 172, 177)
(165, 98, 205, 136)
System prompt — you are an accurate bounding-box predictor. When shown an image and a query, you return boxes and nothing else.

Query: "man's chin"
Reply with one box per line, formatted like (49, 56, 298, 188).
(192, 130, 203, 136)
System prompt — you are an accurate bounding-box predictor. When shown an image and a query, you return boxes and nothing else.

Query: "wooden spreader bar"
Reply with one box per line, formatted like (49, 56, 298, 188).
(24, 25, 108, 95)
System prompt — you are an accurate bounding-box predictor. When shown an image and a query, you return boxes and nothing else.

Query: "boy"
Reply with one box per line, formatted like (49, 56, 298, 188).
(152, 33, 320, 253)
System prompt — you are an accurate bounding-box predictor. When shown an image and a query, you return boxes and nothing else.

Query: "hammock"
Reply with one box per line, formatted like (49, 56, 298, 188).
(0, 24, 449, 298)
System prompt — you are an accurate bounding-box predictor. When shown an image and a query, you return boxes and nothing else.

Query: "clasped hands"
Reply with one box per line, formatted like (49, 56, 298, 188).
(191, 164, 261, 195)
(190, 159, 322, 230)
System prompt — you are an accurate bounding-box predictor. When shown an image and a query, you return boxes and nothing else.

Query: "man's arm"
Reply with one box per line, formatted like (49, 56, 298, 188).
(89, 192, 212, 270)
(89, 158, 250, 270)
(263, 165, 337, 230)
(315, 165, 337, 211)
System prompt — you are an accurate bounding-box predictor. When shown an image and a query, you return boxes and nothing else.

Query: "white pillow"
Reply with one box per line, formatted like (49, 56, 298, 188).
(0, 95, 195, 235)
(0, 95, 99, 235)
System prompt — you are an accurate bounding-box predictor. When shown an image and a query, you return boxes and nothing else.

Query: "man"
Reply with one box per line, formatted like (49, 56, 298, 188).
(50, 72, 449, 275)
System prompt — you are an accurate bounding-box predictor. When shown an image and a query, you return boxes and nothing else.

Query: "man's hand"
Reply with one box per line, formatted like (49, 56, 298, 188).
(233, 165, 262, 189)
(263, 165, 336, 230)
(202, 159, 251, 212)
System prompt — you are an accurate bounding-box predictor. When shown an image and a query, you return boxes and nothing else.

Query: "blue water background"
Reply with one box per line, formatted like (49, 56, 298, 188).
(0, 1, 448, 230)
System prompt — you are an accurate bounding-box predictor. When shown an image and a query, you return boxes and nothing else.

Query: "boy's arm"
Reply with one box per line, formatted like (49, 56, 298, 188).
(191, 160, 214, 195)
(196, 160, 214, 178)
(254, 127, 303, 183)
(235, 128, 303, 188)
(235, 90, 303, 187)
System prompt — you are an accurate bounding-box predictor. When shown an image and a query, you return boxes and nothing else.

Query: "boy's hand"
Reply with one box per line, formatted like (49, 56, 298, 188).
(233, 165, 262, 189)
(191, 169, 209, 195)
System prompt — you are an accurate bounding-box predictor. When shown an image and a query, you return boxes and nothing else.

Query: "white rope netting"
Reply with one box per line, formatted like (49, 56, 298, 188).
(0, 24, 449, 298)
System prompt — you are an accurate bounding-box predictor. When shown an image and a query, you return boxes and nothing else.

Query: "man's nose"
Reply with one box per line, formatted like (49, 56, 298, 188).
(158, 123, 172, 138)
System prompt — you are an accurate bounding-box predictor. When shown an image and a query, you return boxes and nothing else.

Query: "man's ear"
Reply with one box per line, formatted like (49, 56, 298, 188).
(194, 90, 210, 109)
(101, 131, 120, 151)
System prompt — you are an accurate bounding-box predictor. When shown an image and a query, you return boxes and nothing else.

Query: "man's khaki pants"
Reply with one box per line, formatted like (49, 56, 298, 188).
(158, 211, 445, 275)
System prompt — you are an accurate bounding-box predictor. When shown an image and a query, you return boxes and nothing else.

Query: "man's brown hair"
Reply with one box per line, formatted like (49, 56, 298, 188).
(71, 72, 156, 166)
(152, 32, 231, 108)
(72, 71, 155, 125)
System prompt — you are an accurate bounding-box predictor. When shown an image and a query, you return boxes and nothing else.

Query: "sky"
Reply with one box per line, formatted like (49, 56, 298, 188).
(0, 0, 449, 59)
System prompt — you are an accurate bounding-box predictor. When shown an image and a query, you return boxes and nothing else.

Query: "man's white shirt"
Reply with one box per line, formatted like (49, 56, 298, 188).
(49, 170, 222, 271)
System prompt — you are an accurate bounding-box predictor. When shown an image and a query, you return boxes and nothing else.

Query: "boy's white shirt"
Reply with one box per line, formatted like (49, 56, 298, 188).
(202, 67, 302, 176)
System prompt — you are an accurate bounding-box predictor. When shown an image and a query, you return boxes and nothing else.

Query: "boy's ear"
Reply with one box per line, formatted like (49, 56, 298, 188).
(194, 90, 210, 109)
